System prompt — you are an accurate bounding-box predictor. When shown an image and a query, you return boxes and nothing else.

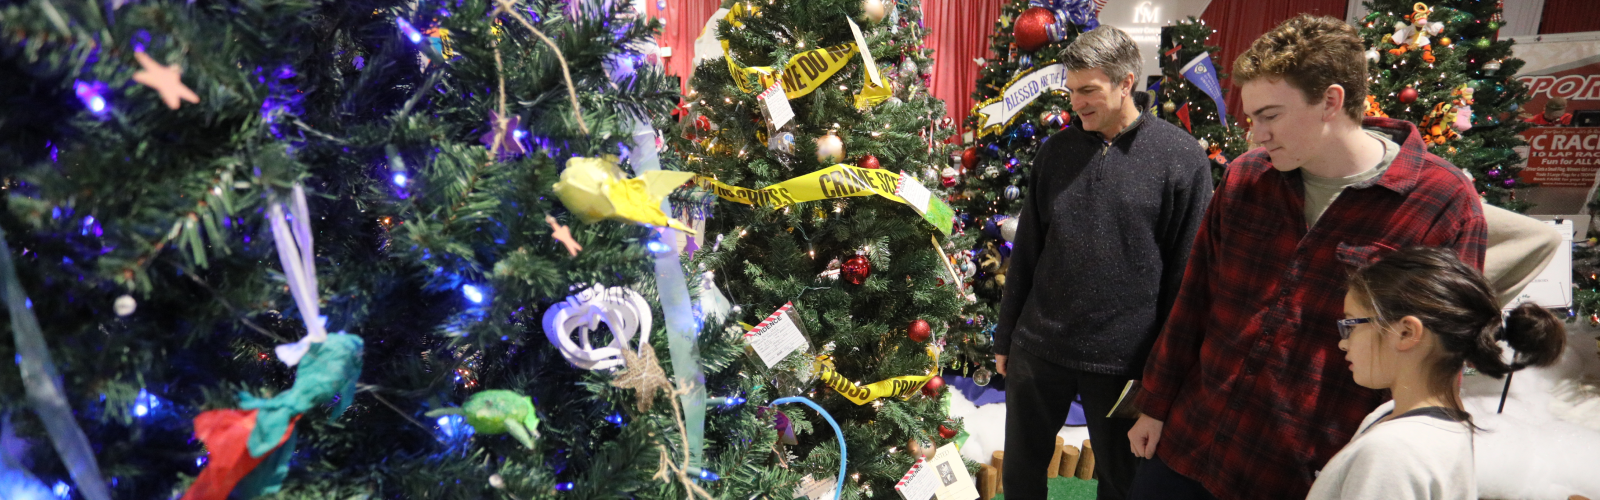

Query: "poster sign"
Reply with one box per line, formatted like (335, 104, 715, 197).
(1517, 127, 1600, 187)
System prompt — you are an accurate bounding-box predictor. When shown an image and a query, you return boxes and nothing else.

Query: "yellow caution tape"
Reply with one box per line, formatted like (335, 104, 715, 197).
(721, 5, 865, 99)
(692, 165, 952, 234)
(814, 348, 939, 405)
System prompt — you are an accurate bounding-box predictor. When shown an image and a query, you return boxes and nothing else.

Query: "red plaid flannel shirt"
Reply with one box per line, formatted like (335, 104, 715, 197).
(1135, 118, 1487, 500)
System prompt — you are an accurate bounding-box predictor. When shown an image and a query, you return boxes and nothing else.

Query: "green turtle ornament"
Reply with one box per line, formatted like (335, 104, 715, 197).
(426, 390, 541, 449)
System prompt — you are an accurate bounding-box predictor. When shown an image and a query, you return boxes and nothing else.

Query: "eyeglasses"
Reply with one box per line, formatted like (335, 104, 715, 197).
(1337, 318, 1372, 340)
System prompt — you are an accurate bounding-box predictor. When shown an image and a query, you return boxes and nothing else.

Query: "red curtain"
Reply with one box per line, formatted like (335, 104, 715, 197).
(1539, 0, 1600, 35)
(648, 0, 724, 93)
(921, 0, 1005, 138)
(1198, 0, 1347, 122)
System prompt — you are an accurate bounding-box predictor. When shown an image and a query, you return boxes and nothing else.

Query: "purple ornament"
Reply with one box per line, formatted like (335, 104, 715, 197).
(1487, 168, 1501, 178)
(480, 111, 527, 158)
(1503, 178, 1516, 187)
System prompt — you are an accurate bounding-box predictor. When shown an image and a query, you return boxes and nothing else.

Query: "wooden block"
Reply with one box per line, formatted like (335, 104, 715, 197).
(1047, 436, 1064, 478)
(1075, 439, 1096, 480)
(1058, 444, 1081, 478)
(978, 464, 998, 500)
(1569, 496, 1590, 500)
(991, 451, 1005, 494)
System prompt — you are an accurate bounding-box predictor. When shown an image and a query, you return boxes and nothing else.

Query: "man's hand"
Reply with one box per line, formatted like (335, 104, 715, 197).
(1128, 413, 1164, 459)
(994, 354, 1008, 376)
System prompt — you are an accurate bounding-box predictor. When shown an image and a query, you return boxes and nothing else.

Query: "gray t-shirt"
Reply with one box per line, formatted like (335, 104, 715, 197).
(1302, 131, 1401, 228)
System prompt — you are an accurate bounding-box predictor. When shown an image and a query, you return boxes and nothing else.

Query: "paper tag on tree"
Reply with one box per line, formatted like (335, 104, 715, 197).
(845, 17, 883, 88)
(794, 474, 839, 500)
(896, 172, 954, 235)
(744, 302, 809, 368)
(758, 79, 795, 130)
(895, 444, 979, 500)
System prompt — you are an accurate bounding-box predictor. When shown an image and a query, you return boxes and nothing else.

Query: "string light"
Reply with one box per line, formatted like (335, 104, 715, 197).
(73, 80, 109, 117)
(462, 284, 486, 304)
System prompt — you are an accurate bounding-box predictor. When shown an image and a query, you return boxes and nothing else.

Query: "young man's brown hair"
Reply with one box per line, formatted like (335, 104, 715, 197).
(1233, 14, 1368, 121)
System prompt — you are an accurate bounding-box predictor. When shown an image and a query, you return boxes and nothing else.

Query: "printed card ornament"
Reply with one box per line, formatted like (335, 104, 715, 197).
(541, 284, 653, 371)
(1387, 3, 1446, 64)
(745, 302, 811, 368)
(425, 390, 541, 450)
(552, 156, 696, 232)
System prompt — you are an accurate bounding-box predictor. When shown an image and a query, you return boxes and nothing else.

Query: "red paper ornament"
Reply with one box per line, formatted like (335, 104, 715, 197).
(938, 424, 958, 439)
(695, 115, 712, 131)
(908, 319, 932, 342)
(841, 254, 872, 285)
(858, 154, 880, 169)
(961, 147, 979, 170)
(921, 375, 946, 396)
(1013, 8, 1057, 52)
(1399, 86, 1419, 104)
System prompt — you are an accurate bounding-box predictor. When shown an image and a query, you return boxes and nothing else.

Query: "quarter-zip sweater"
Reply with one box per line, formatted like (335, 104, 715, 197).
(994, 92, 1213, 376)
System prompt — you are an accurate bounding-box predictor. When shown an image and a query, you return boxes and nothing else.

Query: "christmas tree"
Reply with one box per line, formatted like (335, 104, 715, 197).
(1359, 0, 1532, 211)
(945, 0, 1101, 373)
(0, 0, 796, 498)
(671, 0, 971, 496)
(1155, 17, 1250, 183)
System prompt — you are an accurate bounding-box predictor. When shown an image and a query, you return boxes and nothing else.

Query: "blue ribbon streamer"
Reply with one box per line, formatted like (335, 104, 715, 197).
(0, 225, 112, 500)
(772, 397, 846, 500)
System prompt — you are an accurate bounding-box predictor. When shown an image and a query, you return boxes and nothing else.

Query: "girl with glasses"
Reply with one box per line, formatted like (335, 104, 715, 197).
(1309, 246, 1566, 500)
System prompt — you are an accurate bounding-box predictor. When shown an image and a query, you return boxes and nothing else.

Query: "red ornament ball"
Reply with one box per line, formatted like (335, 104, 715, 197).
(961, 147, 979, 170)
(841, 254, 872, 285)
(1013, 8, 1057, 52)
(938, 424, 958, 439)
(908, 319, 932, 342)
(1399, 86, 1419, 104)
(859, 154, 880, 169)
(921, 375, 946, 396)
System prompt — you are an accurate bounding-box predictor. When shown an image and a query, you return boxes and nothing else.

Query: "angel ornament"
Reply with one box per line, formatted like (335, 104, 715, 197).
(1387, 3, 1448, 64)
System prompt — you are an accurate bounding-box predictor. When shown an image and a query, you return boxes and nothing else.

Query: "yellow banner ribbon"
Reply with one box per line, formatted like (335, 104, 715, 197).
(814, 348, 939, 405)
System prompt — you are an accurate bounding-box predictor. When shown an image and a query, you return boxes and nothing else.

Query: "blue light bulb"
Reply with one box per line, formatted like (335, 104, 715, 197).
(696, 468, 720, 481)
(392, 173, 408, 186)
(53, 480, 71, 498)
(396, 18, 424, 44)
(555, 482, 575, 491)
(645, 240, 670, 254)
(604, 413, 624, 425)
(462, 284, 485, 304)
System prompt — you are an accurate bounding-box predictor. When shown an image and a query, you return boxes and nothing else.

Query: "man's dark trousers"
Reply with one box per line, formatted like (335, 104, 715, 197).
(1003, 348, 1142, 500)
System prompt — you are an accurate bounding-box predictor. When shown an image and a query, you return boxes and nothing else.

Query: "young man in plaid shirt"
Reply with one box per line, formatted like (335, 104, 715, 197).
(1125, 15, 1487, 500)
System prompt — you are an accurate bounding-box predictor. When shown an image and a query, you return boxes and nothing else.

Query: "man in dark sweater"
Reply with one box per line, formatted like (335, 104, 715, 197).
(994, 26, 1213, 500)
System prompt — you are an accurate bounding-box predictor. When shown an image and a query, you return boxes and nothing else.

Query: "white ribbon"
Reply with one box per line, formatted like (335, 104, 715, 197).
(268, 185, 327, 366)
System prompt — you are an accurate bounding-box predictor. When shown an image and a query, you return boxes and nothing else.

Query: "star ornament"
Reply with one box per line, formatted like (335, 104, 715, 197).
(479, 111, 527, 159)
(611, 343, 670, 412)
(545, 215, 582, 256)
(132, 51, 199, 110)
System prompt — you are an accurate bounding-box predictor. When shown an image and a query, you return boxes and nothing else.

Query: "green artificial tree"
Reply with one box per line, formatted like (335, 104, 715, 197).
(1359, 0, 1532, 211)
(944, 0, 1100, 375)
(1156, 17, 1250, 183)
(0, 0, 797, 498)
(670, 0, 971, 496)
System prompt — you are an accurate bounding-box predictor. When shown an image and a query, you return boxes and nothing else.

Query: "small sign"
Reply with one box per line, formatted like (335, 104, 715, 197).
(895, 444, 978, 500)
(745, 302, 809, 368)
(1509, 218, 1574, 309)
(793, 474, 838, 500)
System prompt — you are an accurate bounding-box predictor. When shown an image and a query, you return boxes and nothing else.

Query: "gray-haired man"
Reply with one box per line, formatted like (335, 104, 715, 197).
(993, 26, 1212, 500)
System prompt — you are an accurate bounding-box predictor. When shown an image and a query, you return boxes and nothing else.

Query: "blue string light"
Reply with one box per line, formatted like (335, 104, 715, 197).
(73, 80, 109, 117)
(554, 482, 575, 491)
(645, 240, 670, 254)
(462, 284, 485, 304)
(392, 173, 408, 187)
(396, 18, 424, 44)
(688, 467, 720, 481)
(52, 481, 70, 499)
(604, 413, 624, 426)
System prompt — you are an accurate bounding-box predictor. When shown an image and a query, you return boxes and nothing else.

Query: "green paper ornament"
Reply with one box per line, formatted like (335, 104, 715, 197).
(427, 390, 542, 450)
(1475, 38, 1491, 49)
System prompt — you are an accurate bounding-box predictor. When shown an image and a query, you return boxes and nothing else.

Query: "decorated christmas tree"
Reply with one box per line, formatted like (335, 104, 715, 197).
(0, 0, 795, 498)
(1155, 17, 1250, 183)
(670, 0, 973, 496)
(945, 0, 1102, 374)
(1359, 0, 1532, 211)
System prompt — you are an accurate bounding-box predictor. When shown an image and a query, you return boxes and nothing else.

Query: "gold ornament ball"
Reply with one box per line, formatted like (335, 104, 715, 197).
(1439, 37, 1451, 46)
(862, 0, 888, 22)
(1162, 101, 1177, 113)
(816, 131, 846, 164)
